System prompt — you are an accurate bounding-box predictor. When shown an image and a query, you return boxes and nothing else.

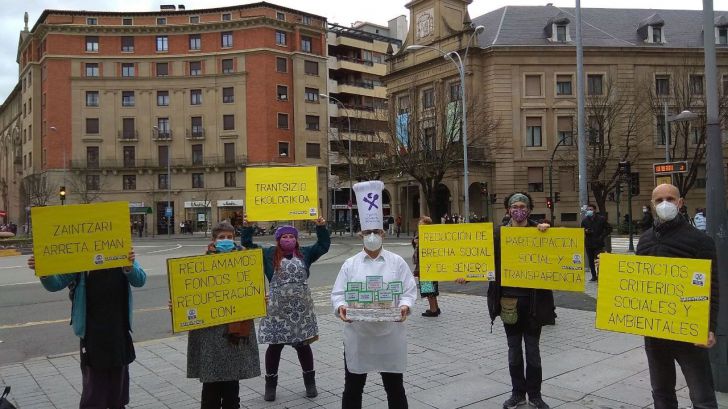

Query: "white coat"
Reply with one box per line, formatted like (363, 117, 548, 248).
(331, 249, 418, 374)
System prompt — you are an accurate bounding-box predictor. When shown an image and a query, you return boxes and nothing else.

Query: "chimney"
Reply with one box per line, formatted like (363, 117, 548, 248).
(160, 4, 176, 11)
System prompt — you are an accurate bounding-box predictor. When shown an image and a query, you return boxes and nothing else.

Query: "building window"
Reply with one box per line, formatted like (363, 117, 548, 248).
(158, 173, 169, 189)
(224, 143, 235, 164)
(652, 26, 662, 43)
(221, 32, 233, 48)
(305, 88, 319, 102)
(85, 63, 99, 77)
(556, 25, 567, 42)
(86, 91, 99, 107)
(302, 16, 312, 25)
(158, 145, 169, 166)
(157, 17, 167, 25)
(306, 143, 320, 159)
(422, 88, 434, 109)
(123, 175, 136, 190)
(222, 87, 234, 103)
(87, 17, 98, 25)
(276, 57, 287, 72)
(277, 85, 288, 100)
(276, 11, 285, 21)
(278, 142, 290, 157)
(156, 118, 170, 140)
(157, 91, 169, 106)
(276, 31, 287, 46)
(588, 116, 603, 144)
(189, 61, 201, 76)
(189, 34, 201, 50)
(719, 28, 728, 45)
(690, 75, 704, 95)
(277, 113, 289, 129)
(305, 115, 320, 131)
(192, 144, 203, 165)
(192, 173, 204, 188)
(121, 36, 134, 52)
(224, 171, 236, 187)
(690, 126, 703, 145)
(221, 13, 232, 21)
(304, 60, 318, 75)
(587, 74, 603, 95)
(655, 75, 670, 96)
(86, 147, 99, 168)
(525, 75, 542, 97)
(122, 17, 133, 26)
(189, 15, 200, 24)
(123, 146, 136, 167)
(527, 167, 544, 192)
(223, 114, 235, 130)
(526, 117, 542, 147)
(86, 118, 99, 134)
(121, 63, 135, 77)
(222, 59, 233, 74)
(156, 36, 168, 52)
(191, 117, 203, 137)
(86, 175, 100, 191)
(156, 62, 169, 76)
(122, 118, 135, 139)
(397, 95, 410, 114)
(301, 36, 312, 52)
(85, 36, 99, 52)
(556, 75, 572, 95)
(190, 89, 202, 105)
(449, 82, 461, 102)
(557, 116, 573, 145)
(122, 91, 135, 107)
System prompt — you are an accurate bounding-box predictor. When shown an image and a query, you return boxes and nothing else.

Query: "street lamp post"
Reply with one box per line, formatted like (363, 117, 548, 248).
(154, 125, 172, 238)
(406, 25, 485, 223)
(320, 93, 354, 236)
(548, 136, 568, 225)
(49, 126, 66, 202)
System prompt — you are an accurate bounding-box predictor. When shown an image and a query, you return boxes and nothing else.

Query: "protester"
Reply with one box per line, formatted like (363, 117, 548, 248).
(331, 180, 418, 409)
(186, 222, 261, 409)
(640, 204, 654, 233)
(679, 205, 692, 225)
(242, 217, 330, 401)
(27, 250, 146, 409)
(637, 184, 720, 409)
(396, 215, 402, 238)
(693, 207, 707, 232)
(412, 216, 440, 317)
(581, 204, 609, 281)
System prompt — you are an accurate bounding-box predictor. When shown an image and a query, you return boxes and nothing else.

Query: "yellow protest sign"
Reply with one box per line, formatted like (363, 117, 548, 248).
(31, 202, 132, 277)
(500, 227, 585, 291)
(246, 167, 319, 221)
(167, 249, 267, 333)
(419, 223, 495, 281)
(596, 253, 712, 344)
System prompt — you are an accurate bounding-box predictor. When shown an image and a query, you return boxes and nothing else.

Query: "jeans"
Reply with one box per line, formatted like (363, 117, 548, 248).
(644, 337, 717, 409)
(503, 297, 543, 397)
(342, 361, 407, 409)
(200, 381, 240, 409)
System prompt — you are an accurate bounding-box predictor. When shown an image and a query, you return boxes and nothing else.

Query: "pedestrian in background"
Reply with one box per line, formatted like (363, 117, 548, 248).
(242, 218, 330, 402)
(27, 250, 146, 409)
(186, 222, 260, 409)
(581, 204, 609, 281)
(640, 204, 654, 233)
(412, 216, 440, 317)
(396, 215, 402, 238)
(693, 207, 706, 232)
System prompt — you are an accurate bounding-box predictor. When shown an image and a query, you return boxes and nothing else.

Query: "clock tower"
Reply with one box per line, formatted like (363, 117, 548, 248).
(405, 0, 472, 45)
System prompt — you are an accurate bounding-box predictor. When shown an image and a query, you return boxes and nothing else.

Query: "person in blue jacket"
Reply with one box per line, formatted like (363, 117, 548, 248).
(241, 217, 330, 402)
(27, 250, 146, 409)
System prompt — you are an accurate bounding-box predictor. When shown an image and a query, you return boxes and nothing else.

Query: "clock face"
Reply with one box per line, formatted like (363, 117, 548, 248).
(416, 9, 434, 39)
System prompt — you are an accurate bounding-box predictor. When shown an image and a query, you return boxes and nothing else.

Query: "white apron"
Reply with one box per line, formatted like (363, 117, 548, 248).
(344, 321, 407, 374)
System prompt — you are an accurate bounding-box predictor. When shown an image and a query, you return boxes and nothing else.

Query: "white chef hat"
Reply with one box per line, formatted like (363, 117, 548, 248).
(353, 181, 384, 231)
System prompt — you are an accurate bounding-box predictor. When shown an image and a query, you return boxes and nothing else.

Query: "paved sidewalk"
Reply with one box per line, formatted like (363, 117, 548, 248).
(1, 291, 726, 409)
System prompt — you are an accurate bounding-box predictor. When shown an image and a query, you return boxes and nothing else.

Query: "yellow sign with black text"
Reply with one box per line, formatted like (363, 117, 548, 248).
(596, 253, 711, 344)
(245, 167, 319, 221)
(419, 223, 495, 281)
(167, 249, 267, 333)
(31, 202, 132, 276)
(500, 227, 585, 292)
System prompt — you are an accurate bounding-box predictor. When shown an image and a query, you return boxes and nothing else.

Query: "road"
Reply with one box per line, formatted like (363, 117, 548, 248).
(0, 234, 595, 365)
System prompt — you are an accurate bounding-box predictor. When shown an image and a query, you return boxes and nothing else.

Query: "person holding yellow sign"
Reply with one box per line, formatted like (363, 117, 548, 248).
(241, 217, 330, 402)
(636, 184, 720, 409)
(27, 250, 146, 409)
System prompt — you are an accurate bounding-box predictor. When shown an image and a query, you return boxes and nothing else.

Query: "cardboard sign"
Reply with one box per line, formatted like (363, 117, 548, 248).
(167, 249, 267, 333)
(419, 223, 495, 281)
(500, 227, 586, 291)
(596, 253, 712, 344)
(31, 202, 132, 276)
(245, 167, 319, 221)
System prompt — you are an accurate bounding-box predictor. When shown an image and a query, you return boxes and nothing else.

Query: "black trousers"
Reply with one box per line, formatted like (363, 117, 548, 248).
(79, 364, 129, 409)
(644, 337, 718, 409)
(586, 246, 602, 279)
(503, 297, 543, 398)
(342, 363, 407, 409)
(200, 381, 240, 409)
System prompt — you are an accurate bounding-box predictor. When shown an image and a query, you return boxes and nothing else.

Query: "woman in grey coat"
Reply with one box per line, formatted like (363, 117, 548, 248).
(187, 222, 261, 409)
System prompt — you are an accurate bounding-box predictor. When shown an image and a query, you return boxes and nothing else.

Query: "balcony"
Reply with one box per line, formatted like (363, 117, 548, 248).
(70, 155, 248, 171)
(332, 55, 387, 76)
(117, 130, 139, 142)
(186, 128, 205, 140)
(337, 81, 386, 98)
(153, 130, 173, 141)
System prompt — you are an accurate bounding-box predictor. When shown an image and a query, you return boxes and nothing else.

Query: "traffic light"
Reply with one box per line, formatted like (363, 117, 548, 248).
(546, 197, 553, 209)
(59, 186, 66, 205)
(618, 161, 631, 175)
(490, 193, 497, 204)
(630, 173, 640, 196)
(554, 192, 560, 203)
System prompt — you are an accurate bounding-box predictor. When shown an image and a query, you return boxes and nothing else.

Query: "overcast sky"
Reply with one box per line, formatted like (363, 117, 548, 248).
(0, 0, 713, 103)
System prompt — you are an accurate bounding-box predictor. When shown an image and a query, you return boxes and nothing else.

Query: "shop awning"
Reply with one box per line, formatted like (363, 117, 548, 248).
(130, 207, 153, 215)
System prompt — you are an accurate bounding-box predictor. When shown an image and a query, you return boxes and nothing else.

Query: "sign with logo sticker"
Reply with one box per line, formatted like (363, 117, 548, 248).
(245, 167, 319, 221)
(419, 223, 495, 281)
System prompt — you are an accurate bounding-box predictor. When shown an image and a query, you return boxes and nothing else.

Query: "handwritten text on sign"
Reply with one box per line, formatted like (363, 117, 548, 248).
(596, 253, 711, 344)
(245, 167, 318, 221)
(500, 227, 585, 291)
(419, 223, 495, 281)
(31, 202, 132, 276)
(168, 249, 267, 333)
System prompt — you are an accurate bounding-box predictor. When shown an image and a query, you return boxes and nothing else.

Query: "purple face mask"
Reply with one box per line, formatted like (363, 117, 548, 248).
(279, 238, 297, 253)
(510, 208, 530, 223)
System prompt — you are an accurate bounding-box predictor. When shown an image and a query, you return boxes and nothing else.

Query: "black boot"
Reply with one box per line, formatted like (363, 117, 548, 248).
(303, 370, 318, 398)
(264, 374, 277, 401)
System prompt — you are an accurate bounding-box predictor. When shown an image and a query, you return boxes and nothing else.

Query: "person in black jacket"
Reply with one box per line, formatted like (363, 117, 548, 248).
(461, 192, 554, 409)
(636, 184, 720, 409)
(581, 204, 608, 281)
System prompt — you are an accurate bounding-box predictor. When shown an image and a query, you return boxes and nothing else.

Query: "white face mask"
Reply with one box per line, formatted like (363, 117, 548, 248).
(363, 233, 383, 252)
(655, 201, 679, 222)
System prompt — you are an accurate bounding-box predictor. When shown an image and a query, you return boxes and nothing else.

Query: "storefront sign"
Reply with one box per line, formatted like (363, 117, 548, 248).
(184, 201, 212, 208)
(217, 200, 245, 207)
(419, 223, 495, 281)
(246, 167, 319, 221)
